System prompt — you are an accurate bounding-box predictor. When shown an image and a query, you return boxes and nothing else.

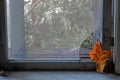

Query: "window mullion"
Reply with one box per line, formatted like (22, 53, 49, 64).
(102, 0, 113, 50)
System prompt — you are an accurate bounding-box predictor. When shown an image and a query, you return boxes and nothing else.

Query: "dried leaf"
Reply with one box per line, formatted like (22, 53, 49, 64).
(89, 41, 112, 73)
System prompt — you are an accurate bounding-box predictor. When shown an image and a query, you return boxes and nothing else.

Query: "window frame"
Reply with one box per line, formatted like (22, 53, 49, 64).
(0, 0, 114, 70)
(113, 0, 120, 74)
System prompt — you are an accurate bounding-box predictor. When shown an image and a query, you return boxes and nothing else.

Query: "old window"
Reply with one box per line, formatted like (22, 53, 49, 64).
(0, 0, 114, 70)
(7, 0, 96, 60)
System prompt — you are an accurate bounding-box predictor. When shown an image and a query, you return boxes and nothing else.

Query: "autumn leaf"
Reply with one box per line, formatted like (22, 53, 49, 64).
(89, 41, 112, 73)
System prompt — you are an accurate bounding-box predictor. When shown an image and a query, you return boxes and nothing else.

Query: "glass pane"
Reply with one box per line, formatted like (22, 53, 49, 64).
(24, 0, 94, 60)
(8, 0, 98, 60)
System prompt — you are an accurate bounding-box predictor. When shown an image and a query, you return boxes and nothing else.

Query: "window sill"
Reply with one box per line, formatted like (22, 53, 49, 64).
(4, 59, 95, 71)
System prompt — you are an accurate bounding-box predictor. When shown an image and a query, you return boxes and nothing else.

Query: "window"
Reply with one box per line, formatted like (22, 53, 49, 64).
(7, 0, 96, 61)
(0, 0, 114, 70)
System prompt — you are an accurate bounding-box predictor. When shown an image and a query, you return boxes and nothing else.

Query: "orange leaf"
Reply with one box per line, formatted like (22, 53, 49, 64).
(89, 40, 112, 73)
(93, 40, 101, 52)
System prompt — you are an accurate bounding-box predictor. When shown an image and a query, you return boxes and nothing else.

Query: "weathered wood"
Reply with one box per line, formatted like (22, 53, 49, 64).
(102, 0, 113, 50)
(113, 0, 120, 74)
(0, 0, 8, 66)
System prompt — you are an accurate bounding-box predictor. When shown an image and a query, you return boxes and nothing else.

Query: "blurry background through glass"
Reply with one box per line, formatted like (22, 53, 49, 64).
(8, 0, 95, 60)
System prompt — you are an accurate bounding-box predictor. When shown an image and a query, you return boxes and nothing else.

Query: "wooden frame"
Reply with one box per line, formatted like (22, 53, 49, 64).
(0, 0, 8, 67)
(113, 0, 120, 74)
(102, 0, 113, 50)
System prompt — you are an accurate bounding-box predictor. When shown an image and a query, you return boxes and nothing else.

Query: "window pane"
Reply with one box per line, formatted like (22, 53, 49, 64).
(24, 0, 94, 60)
(8, 0, 97, 60)
(25, 0, 94, 48)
